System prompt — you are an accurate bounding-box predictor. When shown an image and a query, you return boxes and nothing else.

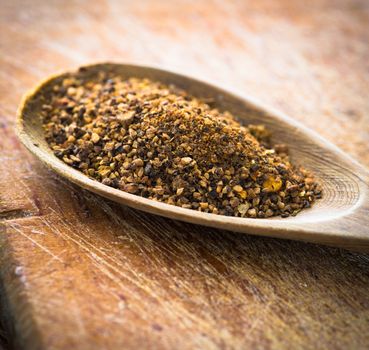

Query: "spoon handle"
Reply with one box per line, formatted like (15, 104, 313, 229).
(324, 167, 369, 251)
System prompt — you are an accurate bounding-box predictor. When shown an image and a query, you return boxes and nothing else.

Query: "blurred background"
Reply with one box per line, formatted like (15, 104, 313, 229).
(1, 0, 368, 163)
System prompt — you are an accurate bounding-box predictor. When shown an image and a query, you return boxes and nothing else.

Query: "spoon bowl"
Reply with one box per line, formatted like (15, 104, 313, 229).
(16, 63, 369, 251)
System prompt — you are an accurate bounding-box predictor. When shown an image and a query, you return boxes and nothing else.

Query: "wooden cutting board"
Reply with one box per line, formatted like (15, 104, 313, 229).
(1, 1, 369, 349)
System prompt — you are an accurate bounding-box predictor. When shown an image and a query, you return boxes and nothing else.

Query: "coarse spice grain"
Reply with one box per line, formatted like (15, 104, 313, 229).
(42, 71, 322, 218)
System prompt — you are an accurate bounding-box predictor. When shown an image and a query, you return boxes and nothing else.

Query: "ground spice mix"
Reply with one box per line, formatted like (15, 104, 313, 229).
(42, 71, 322, 218)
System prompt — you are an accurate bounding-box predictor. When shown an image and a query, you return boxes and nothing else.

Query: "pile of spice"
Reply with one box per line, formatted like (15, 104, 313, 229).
(42, 71, 322, 218)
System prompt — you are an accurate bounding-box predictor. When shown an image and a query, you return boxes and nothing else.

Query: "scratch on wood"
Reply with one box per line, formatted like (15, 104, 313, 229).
(9, 223, 64, 263)
(0, 209, 37, 221)
(43, 209, 222, 334)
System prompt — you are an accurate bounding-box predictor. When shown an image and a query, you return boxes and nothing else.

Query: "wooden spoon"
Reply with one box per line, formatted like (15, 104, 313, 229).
(16, 63, 369, 251)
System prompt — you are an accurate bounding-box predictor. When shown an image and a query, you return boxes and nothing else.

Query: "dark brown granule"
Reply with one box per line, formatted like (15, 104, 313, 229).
(41, 72, 322, 218)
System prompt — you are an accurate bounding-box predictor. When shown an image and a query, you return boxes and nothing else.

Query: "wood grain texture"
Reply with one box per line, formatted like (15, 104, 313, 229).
(1, 0, 369, 349)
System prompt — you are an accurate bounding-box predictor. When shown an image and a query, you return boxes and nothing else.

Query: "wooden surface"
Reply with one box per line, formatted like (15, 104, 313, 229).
(1, 0, 369, 349)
